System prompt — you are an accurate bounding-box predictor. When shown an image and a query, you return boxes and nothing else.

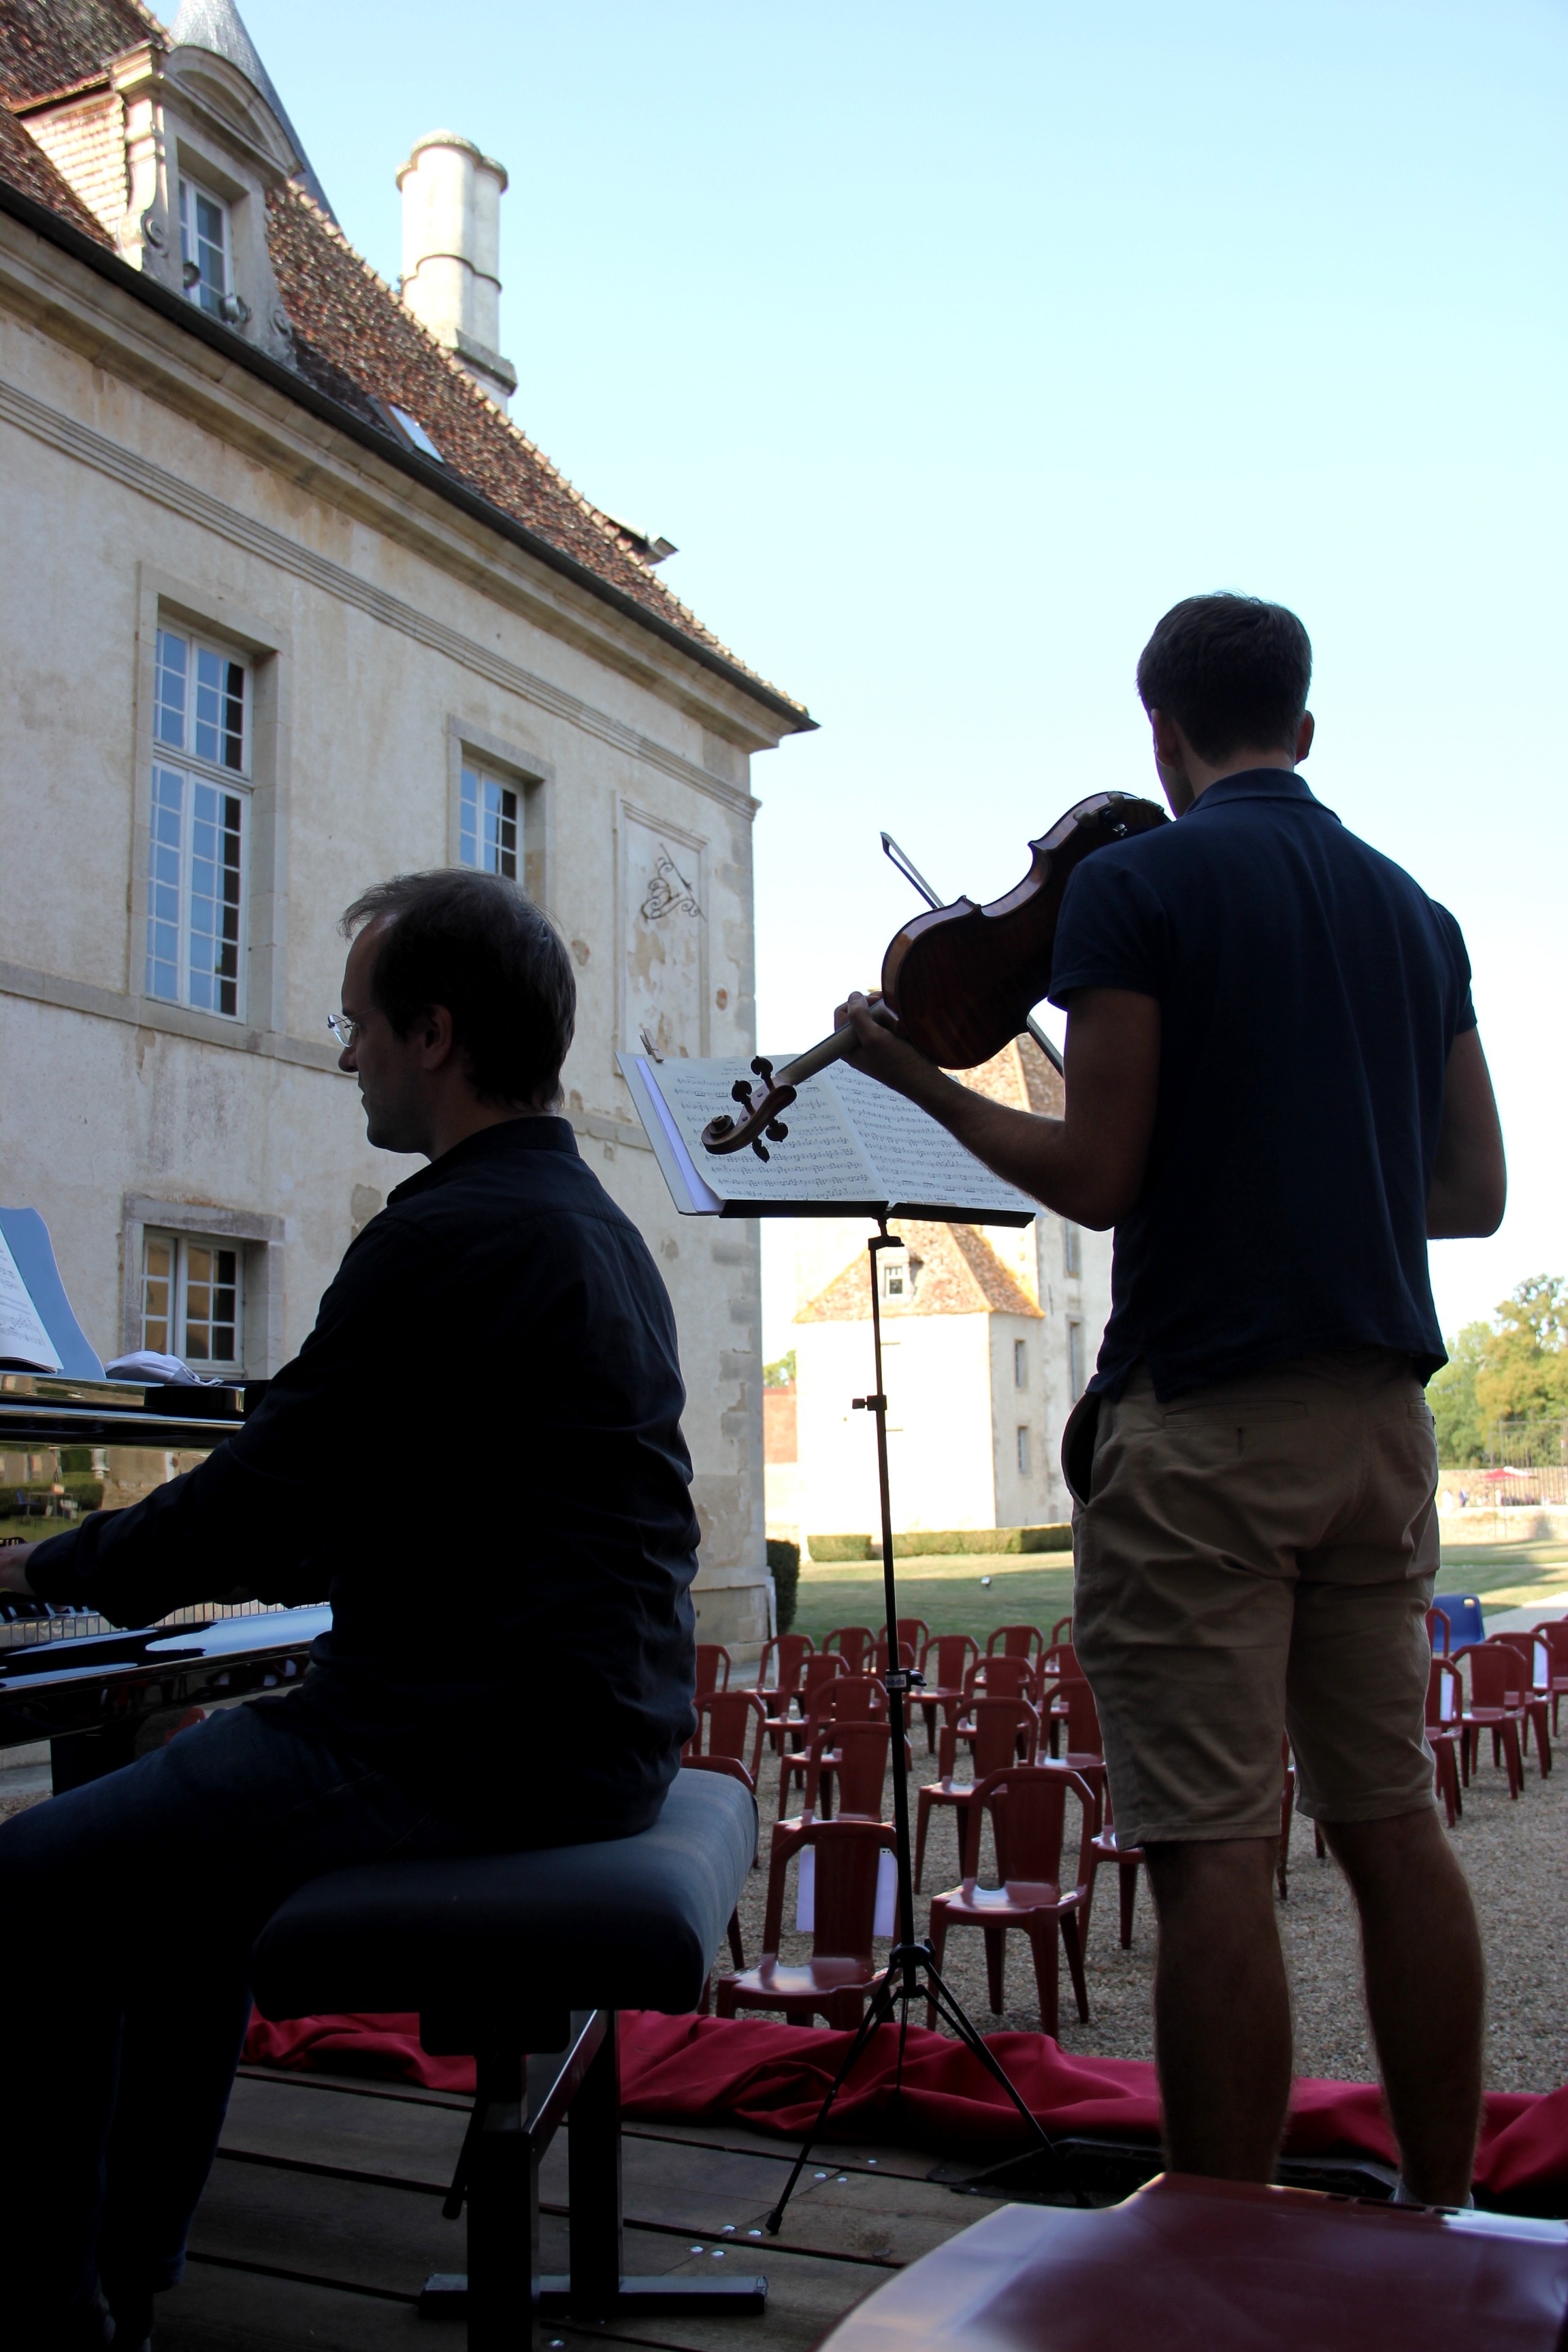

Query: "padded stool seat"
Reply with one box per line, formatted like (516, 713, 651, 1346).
(817, 2173, 1568, 2352)
(253, 1764, 753, 2042)
(250, 1769, 760, 2350)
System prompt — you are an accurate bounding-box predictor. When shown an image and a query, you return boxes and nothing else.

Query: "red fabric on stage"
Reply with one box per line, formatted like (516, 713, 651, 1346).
(240, 2008, 1568, 2195)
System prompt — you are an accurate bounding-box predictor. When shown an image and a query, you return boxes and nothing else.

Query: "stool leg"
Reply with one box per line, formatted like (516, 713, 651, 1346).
(466, 2050, 535, 2351)
(568, 2012, 622, 2319)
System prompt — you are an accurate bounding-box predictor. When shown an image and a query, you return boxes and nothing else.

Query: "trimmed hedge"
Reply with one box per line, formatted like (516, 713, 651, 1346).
(806, 1525, 1073, 1563)
(766, 1537, 801, 1632)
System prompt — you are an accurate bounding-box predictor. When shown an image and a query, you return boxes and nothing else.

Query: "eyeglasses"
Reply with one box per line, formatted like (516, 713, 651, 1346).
(327, 1013, 363, 1050)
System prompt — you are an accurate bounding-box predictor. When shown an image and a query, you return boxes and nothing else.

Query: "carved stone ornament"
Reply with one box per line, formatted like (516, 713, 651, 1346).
(140, 208, 167, 249)
(269, 301, 293, 338)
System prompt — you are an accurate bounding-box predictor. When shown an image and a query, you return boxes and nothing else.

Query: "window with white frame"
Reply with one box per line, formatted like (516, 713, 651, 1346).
(879, 1255, 907, 1300)
(1067, 1319, 1085, 1402)
(142, 1230, 243, 1371)
(1062, 1221, 1082, 1279)
(1016, 1425, 1032, 1475)
(147, 625, 249, 1017)
(1013, 1338, 1028, 1388)
(459, 762, 519, 879)
(178, 176, 231, 315)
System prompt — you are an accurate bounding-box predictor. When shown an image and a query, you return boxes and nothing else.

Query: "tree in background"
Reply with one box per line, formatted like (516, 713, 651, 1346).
(1430, 1275, 1568, 1464)
(763, 1349, 796, 1386)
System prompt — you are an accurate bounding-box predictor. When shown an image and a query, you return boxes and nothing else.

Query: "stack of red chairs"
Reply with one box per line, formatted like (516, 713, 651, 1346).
(915, 1694, 1041, 1888)
(777, 1674, 889, 1820)
(1452, 1644, 1527, 1798)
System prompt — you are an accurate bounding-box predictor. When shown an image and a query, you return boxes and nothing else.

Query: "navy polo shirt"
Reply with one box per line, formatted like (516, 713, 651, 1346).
(1047, 769, 1475, 1400)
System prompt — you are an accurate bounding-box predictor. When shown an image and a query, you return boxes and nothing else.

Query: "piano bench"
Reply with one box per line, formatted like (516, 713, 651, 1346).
(250, 1766, 761, 2351)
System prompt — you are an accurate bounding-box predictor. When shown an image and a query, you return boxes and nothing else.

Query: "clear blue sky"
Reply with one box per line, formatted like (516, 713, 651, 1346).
(218, 1, 1567, 1360)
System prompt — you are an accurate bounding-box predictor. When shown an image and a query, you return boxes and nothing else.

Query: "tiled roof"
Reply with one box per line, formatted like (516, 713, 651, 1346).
(0, 0, 159, 108)
(960, 1032, 1064, 1120)
(265, 186, 802, 706)
(796, 1219, 1043, 1324)
(0, 0, 810, 725)
(0, 89, 111, 239)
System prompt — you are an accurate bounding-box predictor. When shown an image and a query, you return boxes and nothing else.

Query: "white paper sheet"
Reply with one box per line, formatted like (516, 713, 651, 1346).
(825, 1062, 1039, 1220)
(650, 1056, 885, 1208)
(0, 1227, 61, 1372)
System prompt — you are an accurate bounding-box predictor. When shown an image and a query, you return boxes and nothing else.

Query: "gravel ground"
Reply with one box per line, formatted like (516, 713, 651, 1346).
(727, 1718, 1568, 2096)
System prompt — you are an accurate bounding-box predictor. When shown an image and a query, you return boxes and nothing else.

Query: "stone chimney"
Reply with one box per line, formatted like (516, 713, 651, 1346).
(396, 131, 517, 406)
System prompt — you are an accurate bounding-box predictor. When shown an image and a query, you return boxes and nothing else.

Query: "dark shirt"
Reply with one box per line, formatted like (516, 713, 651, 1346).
(1047, 770, 1476, 1401)
(28, 1119, 700, 1838)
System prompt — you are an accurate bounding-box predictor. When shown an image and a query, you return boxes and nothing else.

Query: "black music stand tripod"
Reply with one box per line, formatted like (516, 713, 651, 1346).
(763, 1223, 1074, 2235)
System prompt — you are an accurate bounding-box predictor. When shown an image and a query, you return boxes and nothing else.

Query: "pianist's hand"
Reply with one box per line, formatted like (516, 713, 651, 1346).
(0, 1541, 37, 1595)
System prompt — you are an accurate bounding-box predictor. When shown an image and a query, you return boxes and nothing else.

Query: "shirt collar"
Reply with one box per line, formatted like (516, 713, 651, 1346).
(1184, 768, 1327, 816)
(387, 1114, 578, 1206)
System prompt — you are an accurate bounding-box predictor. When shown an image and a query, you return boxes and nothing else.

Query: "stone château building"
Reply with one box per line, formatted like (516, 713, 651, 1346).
(0, 0, 812, 1648)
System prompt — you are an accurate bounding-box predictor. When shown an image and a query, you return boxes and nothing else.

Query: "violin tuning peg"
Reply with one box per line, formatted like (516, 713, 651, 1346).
(751, 1139, 770, 1162)
(751, 1056, 774, 1081)
(764, 1120, 789, 1142)
(706, 1114, 734, 1139)
(731, 1079, 754, 1104)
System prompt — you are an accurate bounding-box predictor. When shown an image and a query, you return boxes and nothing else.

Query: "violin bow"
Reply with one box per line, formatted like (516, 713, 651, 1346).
(879, 831, 1066, 1075)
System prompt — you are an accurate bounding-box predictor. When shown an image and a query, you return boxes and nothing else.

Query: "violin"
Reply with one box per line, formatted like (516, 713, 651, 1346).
(701, 789, 1169, 1158)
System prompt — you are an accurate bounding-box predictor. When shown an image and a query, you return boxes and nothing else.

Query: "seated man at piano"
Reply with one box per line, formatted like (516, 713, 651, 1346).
(0, 870, 701, 2352)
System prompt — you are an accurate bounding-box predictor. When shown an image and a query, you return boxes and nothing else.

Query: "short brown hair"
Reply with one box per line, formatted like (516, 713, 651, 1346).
(1137, 594, 1312, 763)
(341, 870, 575, 1107)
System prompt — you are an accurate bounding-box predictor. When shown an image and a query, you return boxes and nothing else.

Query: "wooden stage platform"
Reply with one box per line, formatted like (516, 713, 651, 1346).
(156, 2057, 982, 2350)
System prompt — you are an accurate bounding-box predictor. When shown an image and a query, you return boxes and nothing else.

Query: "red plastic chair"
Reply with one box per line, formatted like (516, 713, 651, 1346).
(1531, 1621, 1568, 1734)
(966, 1654, 1037, 1708)
(778, 1675, 888, 1818)
(797, 1719, 896, 1823)
(763, 1649, 845, 1757)
(749, 1633, 815, 1751)
(1424, 1605, 1450, 1657)
(896, 1616, 931, 1655)
(916, 1633, 980, 1754)
(927, 1763, 1096, 2036)
(1050, 1614, 1073, 1645)
(985, 1624, 1047, 1667)
(713, 1816, 896, 2028)
(1483, 1637, 1552, 1777)
(1036, 1642, 1086, 1749)
(694, 1643, 732, 1699)
(1453, 1644, 1525, 1798)
(915, 1695, 1041, 1889)
(872, 1634, 917, 1678)
(1051, 1676, 1107, 1826)
(1426, 1658, 1463, 1828)
(684, 1688, 768, 1788)
(824, 1626, 877, 1673)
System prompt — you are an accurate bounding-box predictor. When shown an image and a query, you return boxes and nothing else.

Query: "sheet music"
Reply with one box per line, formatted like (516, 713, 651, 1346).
(0, 1226, 62, 1372)
(825, 1062, 1039, 1221)
(648, 1057, 885, 1207)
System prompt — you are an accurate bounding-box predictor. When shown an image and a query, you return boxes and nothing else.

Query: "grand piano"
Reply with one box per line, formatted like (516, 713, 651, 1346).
(1, 1372, 328, 1791)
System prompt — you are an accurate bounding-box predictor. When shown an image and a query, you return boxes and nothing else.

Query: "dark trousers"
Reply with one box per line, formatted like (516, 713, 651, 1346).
(0, 1698, 500, 2328)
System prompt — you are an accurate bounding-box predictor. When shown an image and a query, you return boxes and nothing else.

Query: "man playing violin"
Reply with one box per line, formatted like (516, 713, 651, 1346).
(838, 592, 1503, 2207)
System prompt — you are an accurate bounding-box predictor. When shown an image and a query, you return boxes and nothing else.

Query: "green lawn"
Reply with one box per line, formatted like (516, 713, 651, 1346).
(790, 1536, 1568, 1647)
(792, 1552, 1076, 1647)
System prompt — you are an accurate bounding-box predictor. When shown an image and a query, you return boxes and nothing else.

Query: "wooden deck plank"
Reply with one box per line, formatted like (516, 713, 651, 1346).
(156, 2260, 425, 2351)
(625, 2117, 936, 2183)
(550, 2248, 884, 2352)
(222, 2074, 466, 2187)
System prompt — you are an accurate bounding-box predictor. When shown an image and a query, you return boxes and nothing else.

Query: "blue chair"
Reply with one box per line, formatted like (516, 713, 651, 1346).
(1431, 1593, 1484, 1650)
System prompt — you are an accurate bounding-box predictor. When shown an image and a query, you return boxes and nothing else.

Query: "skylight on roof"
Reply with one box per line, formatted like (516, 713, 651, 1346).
(387, 404, 442, 462)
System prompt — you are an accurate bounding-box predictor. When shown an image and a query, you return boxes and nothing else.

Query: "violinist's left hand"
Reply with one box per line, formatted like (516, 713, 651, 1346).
(834, 991, 934, 1096)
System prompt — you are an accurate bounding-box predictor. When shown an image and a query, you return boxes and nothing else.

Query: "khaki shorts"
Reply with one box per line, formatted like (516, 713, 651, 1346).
(1066, 1350, 1439, 1846)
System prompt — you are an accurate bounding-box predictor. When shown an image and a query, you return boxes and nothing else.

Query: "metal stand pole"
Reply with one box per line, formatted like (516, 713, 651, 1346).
(764, 1226, 1076, 2236)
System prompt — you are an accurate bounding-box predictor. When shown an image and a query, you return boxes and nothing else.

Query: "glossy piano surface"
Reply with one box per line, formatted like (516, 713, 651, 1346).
(0, 1375, 325, 1777)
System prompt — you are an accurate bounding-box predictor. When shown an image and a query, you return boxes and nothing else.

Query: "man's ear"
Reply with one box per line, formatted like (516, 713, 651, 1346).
(1295, 710, 1315, 762)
